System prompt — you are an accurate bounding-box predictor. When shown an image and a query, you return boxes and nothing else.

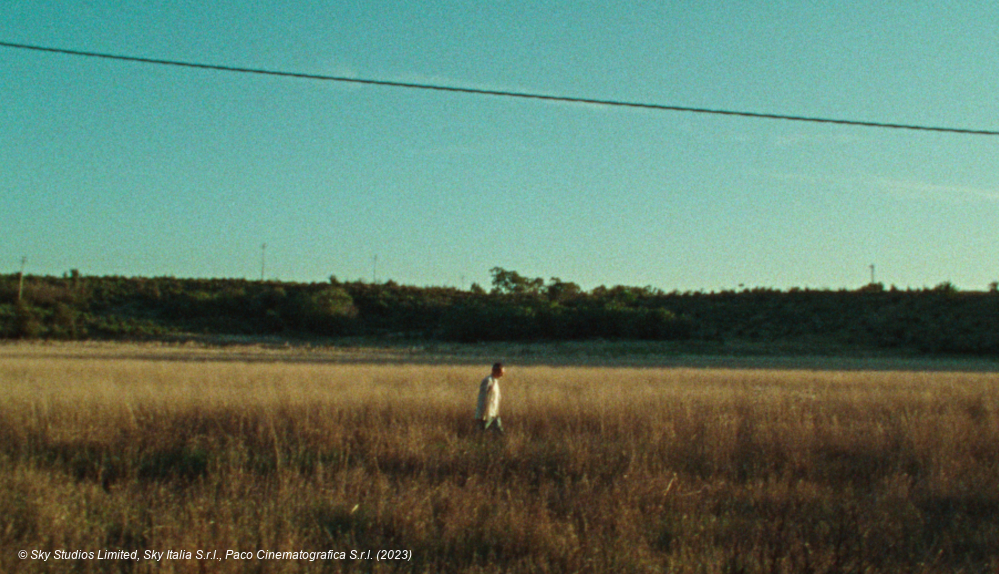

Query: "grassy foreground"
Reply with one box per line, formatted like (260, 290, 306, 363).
(1, 344, 998, 573)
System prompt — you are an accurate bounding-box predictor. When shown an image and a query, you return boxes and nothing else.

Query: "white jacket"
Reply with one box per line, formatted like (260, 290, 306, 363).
(474, 376, 501, 420)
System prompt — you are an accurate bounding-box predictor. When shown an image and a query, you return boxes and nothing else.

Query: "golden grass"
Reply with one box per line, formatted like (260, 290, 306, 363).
(1, 343, 998, 573)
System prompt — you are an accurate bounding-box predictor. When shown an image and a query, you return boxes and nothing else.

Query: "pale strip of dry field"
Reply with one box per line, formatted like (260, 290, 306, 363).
(1, 342, 998, 573)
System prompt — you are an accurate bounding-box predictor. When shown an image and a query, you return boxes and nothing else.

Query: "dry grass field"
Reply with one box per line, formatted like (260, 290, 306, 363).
(1, 342, 998, 573)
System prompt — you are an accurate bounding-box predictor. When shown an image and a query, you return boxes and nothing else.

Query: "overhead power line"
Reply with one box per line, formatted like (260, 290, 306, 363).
(3, 40, 998, 136)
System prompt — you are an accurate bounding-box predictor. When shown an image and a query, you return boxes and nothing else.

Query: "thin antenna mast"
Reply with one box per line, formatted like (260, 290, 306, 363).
(261, 243, 267, 281)
(17, 256, 26, 301)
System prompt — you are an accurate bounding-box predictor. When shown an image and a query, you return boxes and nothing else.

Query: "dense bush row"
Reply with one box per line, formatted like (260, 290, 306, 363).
(2, 268, 998, 354)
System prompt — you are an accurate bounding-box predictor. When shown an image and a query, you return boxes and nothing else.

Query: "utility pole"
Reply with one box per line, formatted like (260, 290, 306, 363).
(17, 256, 26, 302)
(869, 264, 875, 285)
(372, 255, 378, 284)
(261, 243, 267, 281)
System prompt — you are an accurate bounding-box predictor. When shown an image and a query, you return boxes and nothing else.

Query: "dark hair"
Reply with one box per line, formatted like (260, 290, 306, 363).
(492, 362, 504, 371)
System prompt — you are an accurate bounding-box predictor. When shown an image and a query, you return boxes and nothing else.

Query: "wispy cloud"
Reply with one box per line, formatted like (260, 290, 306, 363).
(770, 131, 862, 149)
(867, 177, 999, 204)
(770, 172, 999, 204)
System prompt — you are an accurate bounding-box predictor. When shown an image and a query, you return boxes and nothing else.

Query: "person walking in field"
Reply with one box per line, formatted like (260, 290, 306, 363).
(475, 362, 505, 433)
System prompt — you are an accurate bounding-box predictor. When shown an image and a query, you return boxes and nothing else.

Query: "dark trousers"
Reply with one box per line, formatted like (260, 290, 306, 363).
(477, 417, 504, 433)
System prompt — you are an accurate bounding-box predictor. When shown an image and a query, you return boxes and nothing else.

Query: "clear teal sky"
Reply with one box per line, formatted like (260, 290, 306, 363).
(3, 2, 998, 291)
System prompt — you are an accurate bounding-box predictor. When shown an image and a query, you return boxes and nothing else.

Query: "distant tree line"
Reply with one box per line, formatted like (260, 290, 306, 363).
(2, 268, 999, 354)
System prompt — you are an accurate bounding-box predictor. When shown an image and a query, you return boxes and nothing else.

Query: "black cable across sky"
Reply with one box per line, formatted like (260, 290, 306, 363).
(3, 40, 998, 137)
